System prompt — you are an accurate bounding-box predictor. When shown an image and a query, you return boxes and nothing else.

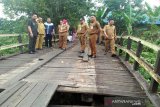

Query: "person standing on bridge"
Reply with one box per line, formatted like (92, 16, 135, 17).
(103, 19, 117, 57)
(44, 18, 55, 48)
(58, 20, 63, 48)
(77, 18, 88, 53)
(88, 16, 101, 58)
(28, 13, 38, 54)
(58, 19, 70, 50)
(36, 17, 45, 50)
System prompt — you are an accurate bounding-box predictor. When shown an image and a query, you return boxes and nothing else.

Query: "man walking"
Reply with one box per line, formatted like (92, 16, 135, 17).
(28, 13, 38, 54)
(103, 19, 117, 57)
(44, 18, 55, 48)
(77, 18, 88, 53)
(88, 16, 101, 58)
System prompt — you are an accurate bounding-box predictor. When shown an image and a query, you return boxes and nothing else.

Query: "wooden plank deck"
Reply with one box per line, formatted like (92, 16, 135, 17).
(0, 48, 57, 75)
(0, 81, 58, 107)
(0, 48, 63, 89)
(23, 44, 146, 98)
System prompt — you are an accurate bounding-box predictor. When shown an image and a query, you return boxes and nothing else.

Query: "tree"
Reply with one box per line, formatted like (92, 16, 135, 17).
(141, 2, 160, 42)
(102, 0, 145, 35)
(2, 0, 94, 30)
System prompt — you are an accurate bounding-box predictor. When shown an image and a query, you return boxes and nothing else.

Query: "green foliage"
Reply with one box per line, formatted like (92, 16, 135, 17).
(0, 17, 28, 34)
(102, 0, 145, 35)
(2, 0, 93, 28)
(145, 2, 160, 23)
(0, 34, 28, 56)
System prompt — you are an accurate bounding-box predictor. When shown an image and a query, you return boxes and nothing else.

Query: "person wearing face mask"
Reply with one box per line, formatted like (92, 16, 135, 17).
(103, 19, 117, 57)
(88, 16, 101, 58)
(28, 13, 38, 54)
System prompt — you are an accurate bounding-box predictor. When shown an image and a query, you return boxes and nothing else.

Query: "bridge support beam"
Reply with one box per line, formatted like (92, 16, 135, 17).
(118, 37, 124, 56)
(125, 37, 132, 61)
(150, 50, 160, 93)
(18, 34, 24, 53)
(133, 41, 143, 71)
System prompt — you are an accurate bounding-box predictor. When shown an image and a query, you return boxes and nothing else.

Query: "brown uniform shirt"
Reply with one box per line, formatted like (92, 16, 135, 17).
(103, 25, 116, 39)
(38, 22, 45, 35)
(58, 24, 69, 35)
(77, 23, 88, 34)
(89, 21, 101, 35)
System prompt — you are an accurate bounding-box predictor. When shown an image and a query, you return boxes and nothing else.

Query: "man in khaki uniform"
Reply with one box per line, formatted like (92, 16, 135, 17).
(36, 17, 45, 50)
(58, 19, 69, 50)
(77, 18, 88, 53)
(88, 16, 101, 58)
(58, 20, 63, 48)
(103, 19, 117, 57)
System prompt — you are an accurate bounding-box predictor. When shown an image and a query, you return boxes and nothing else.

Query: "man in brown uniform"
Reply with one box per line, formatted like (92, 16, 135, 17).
(58, 20, 63, 48)
(88, 16, 101, 58)
(36, 17, 45, 50)
(103, 19, 117, 57)
(77, 18, 88, 53)
(58, 19, 69, 50)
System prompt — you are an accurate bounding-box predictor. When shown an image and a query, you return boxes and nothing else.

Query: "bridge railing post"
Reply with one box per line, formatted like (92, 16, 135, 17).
(149, 50, 160, 93)
(125, 37, 132, 61)
(118, 37, 124, 56)
(133, 41, 143, 71)
(18, 34, 23, 53)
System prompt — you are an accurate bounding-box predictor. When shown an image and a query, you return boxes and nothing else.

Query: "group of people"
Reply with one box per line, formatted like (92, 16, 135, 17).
(77, 16, 117, 58)
(27, 13, 70, 54)
(28, 13, 117, 58)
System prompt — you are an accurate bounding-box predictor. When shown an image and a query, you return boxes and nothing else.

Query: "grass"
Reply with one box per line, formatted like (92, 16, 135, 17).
(119, 37, 160, 93)
(0, 34, 29, 57)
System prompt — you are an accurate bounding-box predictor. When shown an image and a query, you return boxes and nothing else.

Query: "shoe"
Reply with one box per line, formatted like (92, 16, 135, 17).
(29, 51, 34, 54)
(62, 48, 66, 51)
(111, 54, 116, 57)
(33, 50, 36, 53)
(92, 55, 96, 58)
(104, 53, 107, 55)
(80, 51, 85, 53)
(88, 55, 93, 57)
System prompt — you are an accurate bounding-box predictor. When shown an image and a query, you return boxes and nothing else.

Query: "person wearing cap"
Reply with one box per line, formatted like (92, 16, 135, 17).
(103, 19, 117, 57)
(58, 19, 69, 50)
(77, 18, 88, 53)
(36, 17, 45, 50)
(88, 16, 101, 58)
(44, 18, 55, 48)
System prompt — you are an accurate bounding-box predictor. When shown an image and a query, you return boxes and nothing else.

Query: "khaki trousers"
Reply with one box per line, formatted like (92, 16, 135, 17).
(36, 34, 44, 49)
(79, 34, 86, 51)
(105, 39, 115, 54)
(59, 33, 67, 49)
(89, 34, 98, 56)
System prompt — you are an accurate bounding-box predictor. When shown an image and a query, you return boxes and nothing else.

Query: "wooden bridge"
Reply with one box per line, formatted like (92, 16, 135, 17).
(0, 34, 160, 107)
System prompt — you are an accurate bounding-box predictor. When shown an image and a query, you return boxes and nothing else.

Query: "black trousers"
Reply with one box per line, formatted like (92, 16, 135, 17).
(45, 34, 52, 47)
(29, 35, 37, 52)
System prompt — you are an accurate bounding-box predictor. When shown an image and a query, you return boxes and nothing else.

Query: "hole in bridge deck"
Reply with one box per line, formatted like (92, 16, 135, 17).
(0, 89, 5, 93)
(48, 92, 148, 107)
(48, 92, 105, 106)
